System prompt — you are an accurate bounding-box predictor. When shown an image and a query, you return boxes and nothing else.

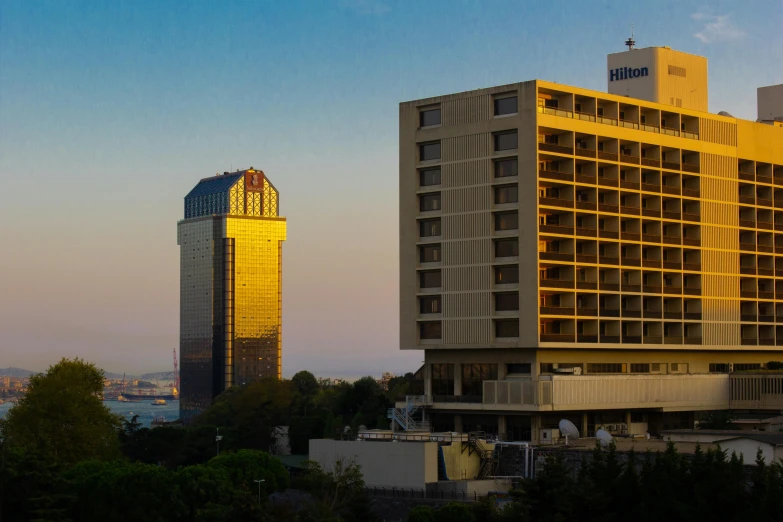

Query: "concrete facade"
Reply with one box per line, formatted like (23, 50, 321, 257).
(758, 84, 783, 123)
(397, 46, 783, 442)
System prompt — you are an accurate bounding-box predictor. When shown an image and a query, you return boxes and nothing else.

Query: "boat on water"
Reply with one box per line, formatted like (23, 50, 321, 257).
(152, 399, 167, 406)
(117, 395, 130, 402)
(122, 392, 178, 401)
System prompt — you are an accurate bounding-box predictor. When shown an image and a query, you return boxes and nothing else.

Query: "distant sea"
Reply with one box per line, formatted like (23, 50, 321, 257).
(0, 399, 180, 428)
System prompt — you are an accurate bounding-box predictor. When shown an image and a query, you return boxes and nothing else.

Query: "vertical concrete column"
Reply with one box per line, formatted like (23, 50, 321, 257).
(497, 363, 507, 380)
(454, 362, 462, 396)
(498, 415, 507, 439)
(454, 414, 463, 433)
(424, 362, 432, 398)
(581, 413, 589, 437)
(530, 414, 542, 444)
(625, 411, 632, 434)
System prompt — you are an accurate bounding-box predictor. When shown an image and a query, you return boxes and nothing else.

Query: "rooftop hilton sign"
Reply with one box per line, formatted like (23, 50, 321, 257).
(609, 66, 649, 82)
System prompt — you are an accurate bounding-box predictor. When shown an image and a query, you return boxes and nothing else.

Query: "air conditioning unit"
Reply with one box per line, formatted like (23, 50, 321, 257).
(539, 428, 560, 445)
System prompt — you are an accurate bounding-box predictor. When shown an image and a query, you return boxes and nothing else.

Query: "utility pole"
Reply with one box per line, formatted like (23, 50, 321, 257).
(253, 479, 265, 506)
(215, 428, 223, 456)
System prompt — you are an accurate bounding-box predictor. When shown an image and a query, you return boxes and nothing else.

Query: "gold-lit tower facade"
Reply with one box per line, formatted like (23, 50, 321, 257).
(178, 168, 286, 421)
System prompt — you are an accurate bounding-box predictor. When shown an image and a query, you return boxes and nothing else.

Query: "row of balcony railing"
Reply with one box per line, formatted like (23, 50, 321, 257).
(539, 333, 703, 344)
(539, 254, 701, 267)
(541, 170, 702, 196)
(537, 106, 700, 141)
(539, 307, 702, 320)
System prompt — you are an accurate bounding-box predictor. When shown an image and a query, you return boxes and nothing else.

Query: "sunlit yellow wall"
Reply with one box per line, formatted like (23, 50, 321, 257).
(440, 441, 495, 480)
(224, 217, 287, 380)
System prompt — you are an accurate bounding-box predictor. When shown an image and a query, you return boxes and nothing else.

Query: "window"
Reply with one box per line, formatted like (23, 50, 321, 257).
(495, 238, 519, 258)
(668, 65, 687, 77)
(494, 96, 518, 116)
(419, 167, 441, 187)
(540, 363, 582, 373)
(495, 319, 519, 338)
(495, 158, 518, 178)
(420, 142, 441, 161)
(420, 107, 441, 127)
(495, 292, 519, 311)
(709, 363, 730, 373)
(419, 193, 441, 211)
(495, 185, 518, 204)
(419, 296, 441, 314)
(495, 265, 519, 284)
(419, 244, 441, 263)
(462, 364, 499, 397)
(419, 218, 441, 237)
(431, 364, 454, 395)
(420, 321, 441, 339)
(495, 131, 518, 151)
(735, 363, 762, 371)
(495, 211, 518, 231)
(587, 363, 626, 373)
(631, 363, 650, 373)
(507, 363, 531, 374)
(419, 270, 441, 288)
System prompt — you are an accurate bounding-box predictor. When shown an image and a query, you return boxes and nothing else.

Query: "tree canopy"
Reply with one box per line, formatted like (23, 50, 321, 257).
(1, 357, 121, 464)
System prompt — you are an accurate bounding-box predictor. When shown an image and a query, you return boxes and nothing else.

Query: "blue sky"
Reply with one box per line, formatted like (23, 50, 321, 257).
(1, 0, 781, 376)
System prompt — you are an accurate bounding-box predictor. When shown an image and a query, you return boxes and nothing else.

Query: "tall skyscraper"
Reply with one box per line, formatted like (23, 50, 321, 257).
(394, 46, 783, 441)
(178, 168, 286, 421)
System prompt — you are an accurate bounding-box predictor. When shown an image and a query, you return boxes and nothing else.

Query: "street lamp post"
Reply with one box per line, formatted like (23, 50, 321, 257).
(253, 479, 266, 506)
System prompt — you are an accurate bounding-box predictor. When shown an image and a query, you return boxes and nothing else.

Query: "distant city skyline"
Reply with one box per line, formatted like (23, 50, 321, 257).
(1, 0, 781, 376)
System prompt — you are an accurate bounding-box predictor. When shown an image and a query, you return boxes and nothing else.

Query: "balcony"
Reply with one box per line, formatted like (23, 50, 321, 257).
(682, 213, 700, 222)
(642, 183, 660, 193)
(622, 310, 642, 318)
(575, 147, 597, 158)
(740, 219, 756, 228)
(540, 170, 574, 182)
(642, 209, 661, 218)
(620, 206, 641, 216)
(621, 231, 641, 241)
(539, 197, 574, 209)
(738, 171, 755, 182)
(538, 142, 574, 155)
(575, 253, 597, 263)
(598, 151, 619, 162)
(741, 313, 758, 322)
(644, 310, 663, 319)
(620, 154, 640, 165)
(622, 257, 641, 267)
(643, 259, 662, 268)
(663, 311, 681, 319)
(662, 186, 681, 196)
(575, 174, 597, 185)
(576, 308, 598, 316)
(642, 234, 662, 243)
(663, 286, 682, 295)
(540, 279, 574, 289)
(682, 188, 700, 198)
(599, 256, 619, 265)
(682, 238, 700, 247)
(641, 158, 661, 168)
(540, 224, 574, 235)
(742, 338, 758, 346)
(740, 289, 757, 298)
(598, 177, 619, 188)
(539, 251, 574, 262)
(682, 262, 701, 271)
(682, 163, 700, 174)
(684, 337, 703, 345)
(758, 221, 773, 230)
(620, 180, 641, 191)
(758, 174, 773, 185)
(600, 282, 620, 291)
(683, 312, 702, 320)
(758, 198, 773, 208)
(598, 203, 619, 213)
(759, 315, 775, 323)
(644, 285, 662, 294)
(661, 161, 681, 171)
(540, 333, 576, 342)
(740, 243, 756, 252)
(540, 306, 575, 316)
(663, 261, 682, 270)
(576, 227, 597, 238)
(683, 287, 701, 296)
(599, 229, 619, 239)
(739, 195, 756, 205)
(664, 336, 683, 344)
(577, 334, 598, 342)
(601, 335, 621, 343)
(662, 235, 681, 245)
(599, 309, 620, 317)
(643, 336, 663, 343)
(662, 210, 681, 220)
(576, 281, 598, 290)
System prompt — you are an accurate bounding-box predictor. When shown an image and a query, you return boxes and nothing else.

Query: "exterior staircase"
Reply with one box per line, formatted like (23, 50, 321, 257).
(464, 432, 498, 479)
(387, 395, 432, 431)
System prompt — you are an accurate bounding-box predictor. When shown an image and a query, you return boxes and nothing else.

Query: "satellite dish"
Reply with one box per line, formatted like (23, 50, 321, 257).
(343, 426, 351, 434)
(596, 429, 614, 448)
(559, 419, 580, 440)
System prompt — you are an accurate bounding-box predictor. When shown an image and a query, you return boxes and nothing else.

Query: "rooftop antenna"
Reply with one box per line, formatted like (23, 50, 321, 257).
(625, 25, 636, 50)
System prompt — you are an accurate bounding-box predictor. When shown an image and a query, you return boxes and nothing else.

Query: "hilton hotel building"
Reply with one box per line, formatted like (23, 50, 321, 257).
(397, 46, 783, 441)
(178, 168, 286, 421)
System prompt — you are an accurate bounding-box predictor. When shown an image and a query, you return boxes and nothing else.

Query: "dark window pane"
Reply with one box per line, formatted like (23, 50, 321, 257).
(420, 244, 441, 263)
(420, 168, 441, 187)
(495, 212, 518, 231)
(419, 193, 441, 211)
(496, 319, 520, 337)
(420, 108, 441, 127)
(495, 239, 519, 258)
(419, 219, 441, 237)
(495, 131, 518, 151)
(461, 363, 498, 397)
(420, 321, 441, 339)
(495, 158, 518, 178)
(431, 363, 454, 395)
(495, 265, 519, 284)
(495, 185, 518, 204)
(507, 363, 531, 374)
(495, 292, 519, 311)
(420, 296, 441, 314)
(420, 270, 441, 288)
(495, 96, 518, 116)
(420, 142, 441, 161)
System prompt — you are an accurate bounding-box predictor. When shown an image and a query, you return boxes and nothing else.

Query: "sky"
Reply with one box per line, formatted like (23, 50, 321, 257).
(0, 0, 781, 377)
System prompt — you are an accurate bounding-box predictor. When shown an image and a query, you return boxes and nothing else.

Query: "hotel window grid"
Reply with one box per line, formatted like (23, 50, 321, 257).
(587, 363, 626, 374)
(419, 244, 441, 263)
(495, 319, 519, 338)
(419, 193, 441, 211)
(495, 158, 518, 178)
(495, 265, 519, 284)
(420, 296, 441, 314)
(495, 238, 519, 257)
(495, 185, 519, 204)
(494, 95, 518, 116)
(419, 141, 441, 161)
(419, 218, 441, 237)
(495, 211, 518, 231)
(419, 270, 441, 288)
(494, 131, 518, 151)
(419, 107, 441, 127)
(420, 321, 441, 340)
(495, 292, 519, 311)
(419, 167, 441, 187)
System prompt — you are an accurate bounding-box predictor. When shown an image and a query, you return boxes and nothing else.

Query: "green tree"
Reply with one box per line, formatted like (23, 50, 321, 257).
(292, 371, 320, 397)
(407, 505, 435, 522)
(1, 358, 121, 465)
(294, 459, 377, 522)
(207, 449, 290, 493)
(434, 502, 475, 522)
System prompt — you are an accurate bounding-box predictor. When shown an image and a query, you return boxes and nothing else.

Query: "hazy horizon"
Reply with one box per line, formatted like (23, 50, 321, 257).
(1, 0, 781, 376)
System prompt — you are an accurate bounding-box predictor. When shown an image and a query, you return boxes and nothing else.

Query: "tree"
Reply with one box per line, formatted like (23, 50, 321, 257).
(407, 505, 435, 522)
(1, 358, 121, 465)
(207, 449, 290, 493)
(434, 502, 475, 522)
(294, 459, 377, 522)
(292, 371, 319, 397)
